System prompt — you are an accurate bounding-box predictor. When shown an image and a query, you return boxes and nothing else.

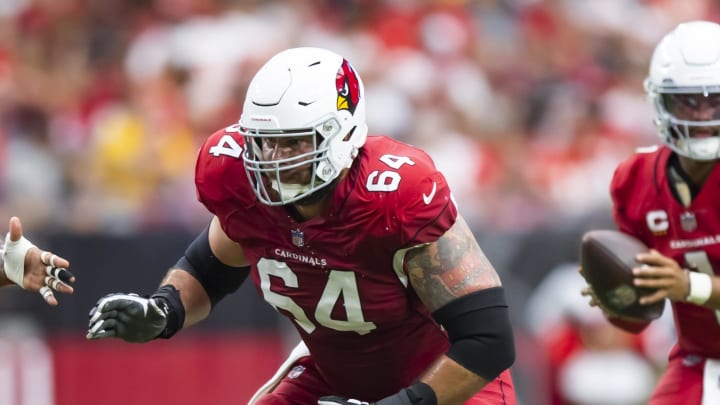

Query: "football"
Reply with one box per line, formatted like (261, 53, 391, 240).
(580, 230, 665, 321)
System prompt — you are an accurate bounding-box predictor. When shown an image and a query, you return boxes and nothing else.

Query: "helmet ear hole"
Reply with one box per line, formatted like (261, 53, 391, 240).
(343, 127, 356, 142)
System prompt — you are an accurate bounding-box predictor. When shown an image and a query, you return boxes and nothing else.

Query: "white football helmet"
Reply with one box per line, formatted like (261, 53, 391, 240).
(239, 47, 368, 205)
(645, 21, 720, 161)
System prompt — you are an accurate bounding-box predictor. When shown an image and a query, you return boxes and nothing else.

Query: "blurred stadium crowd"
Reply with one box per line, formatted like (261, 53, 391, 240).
(4, 0, 716, 235)
(1, 1, 719, 404)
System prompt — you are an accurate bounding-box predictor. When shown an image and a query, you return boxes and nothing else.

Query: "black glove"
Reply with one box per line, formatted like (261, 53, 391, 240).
(318, 382, 436, 405)
(86, 293, 169, 342)
(318, 399, 371, 405)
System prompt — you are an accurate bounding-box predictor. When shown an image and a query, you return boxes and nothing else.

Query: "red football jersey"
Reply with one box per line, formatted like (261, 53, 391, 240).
(611, 145, 720, 357)
(195, 125, 458, 399)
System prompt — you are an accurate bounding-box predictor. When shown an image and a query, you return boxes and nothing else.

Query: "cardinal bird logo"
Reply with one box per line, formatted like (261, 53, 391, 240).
(336, 59, 360, 115)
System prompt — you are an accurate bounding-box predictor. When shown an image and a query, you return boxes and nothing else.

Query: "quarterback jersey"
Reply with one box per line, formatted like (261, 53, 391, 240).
(611, 145, 720, 357)
(195, 125, 458, 399)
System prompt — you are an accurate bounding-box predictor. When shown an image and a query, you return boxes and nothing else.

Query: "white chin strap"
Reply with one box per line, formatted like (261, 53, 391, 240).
(3, 233, 35, 288)
(679, 137, 720, 160)
(271, 181, 312, 202)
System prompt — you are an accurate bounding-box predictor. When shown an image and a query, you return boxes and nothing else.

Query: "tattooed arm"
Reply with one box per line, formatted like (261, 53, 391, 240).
(404, 214, 507, 404)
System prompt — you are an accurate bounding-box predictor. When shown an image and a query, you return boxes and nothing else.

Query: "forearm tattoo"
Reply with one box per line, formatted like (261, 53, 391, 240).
(405, 216, 501, 312)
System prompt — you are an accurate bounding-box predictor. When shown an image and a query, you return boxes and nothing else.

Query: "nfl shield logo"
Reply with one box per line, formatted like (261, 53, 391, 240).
(681, 212, 697, 232)
(291, 228, 304, 247)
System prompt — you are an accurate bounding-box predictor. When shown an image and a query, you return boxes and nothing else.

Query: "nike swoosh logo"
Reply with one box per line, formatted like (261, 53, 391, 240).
(422, 182, 437, 205)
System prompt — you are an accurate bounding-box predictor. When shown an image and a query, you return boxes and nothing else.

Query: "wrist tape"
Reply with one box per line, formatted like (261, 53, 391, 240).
(2, 233, 35, 288)
(686, 271, 712, 305)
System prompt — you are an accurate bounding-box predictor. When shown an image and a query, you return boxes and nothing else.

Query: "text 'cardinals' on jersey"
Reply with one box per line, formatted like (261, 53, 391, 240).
(612, 145, 720, 357)
(195, 124, 458, 398)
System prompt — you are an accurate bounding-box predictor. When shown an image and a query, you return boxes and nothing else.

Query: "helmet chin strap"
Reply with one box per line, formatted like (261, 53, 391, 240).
(683, 137, 720, 160)
(271, 180, 313, 202)
(268, 156, 339, 204)
(270, 176, 340, 206)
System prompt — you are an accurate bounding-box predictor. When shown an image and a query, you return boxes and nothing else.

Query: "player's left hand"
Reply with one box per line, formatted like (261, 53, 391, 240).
(86, 293, 168, 342)
(318, 390, 418, 405)
(578, 266, 629, 319)
(2, 216, 74, 306)
(632, 249, 688, 304)
(579, 283, 643, 322)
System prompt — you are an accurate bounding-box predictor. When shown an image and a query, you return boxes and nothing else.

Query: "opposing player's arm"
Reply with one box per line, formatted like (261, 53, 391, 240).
(404, 214, 514, 405)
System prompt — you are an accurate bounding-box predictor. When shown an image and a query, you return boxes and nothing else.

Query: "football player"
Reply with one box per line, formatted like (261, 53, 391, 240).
(0, 216, 74, 306)
(86, 47, 516, 404)
(581, 21, 720, 404)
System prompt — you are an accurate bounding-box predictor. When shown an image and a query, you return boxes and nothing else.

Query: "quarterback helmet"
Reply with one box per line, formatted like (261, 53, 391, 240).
(645, 21, 720, 161)
(239, 47, 368, 205)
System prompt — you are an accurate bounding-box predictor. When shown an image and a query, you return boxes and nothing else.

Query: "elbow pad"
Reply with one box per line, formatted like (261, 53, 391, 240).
(174, 226, 250, 308)
(432, 287, 515, 381)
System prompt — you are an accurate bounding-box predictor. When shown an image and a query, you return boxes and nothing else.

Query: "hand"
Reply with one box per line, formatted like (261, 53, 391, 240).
(578, 266, 611, 313)
(580, 284, 625, 318)
(632, 249, 688, 304)
(87, 293, 168, 342)
(2, 216, 74, 306)
(578, 267, 633, 320)
(317, 392, 411, 405)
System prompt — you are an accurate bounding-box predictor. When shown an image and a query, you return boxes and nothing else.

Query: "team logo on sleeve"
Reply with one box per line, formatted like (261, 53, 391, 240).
(336, 60, 360, 115)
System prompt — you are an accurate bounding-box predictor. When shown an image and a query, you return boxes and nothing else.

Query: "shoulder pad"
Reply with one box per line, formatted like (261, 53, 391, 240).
(195, 124, 254, 212)
(354, 137, 457, 246)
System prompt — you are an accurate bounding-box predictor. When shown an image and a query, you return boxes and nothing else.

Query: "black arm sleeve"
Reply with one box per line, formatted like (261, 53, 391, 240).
(174, 226, 250, 308)
(431, 287, 515, 381)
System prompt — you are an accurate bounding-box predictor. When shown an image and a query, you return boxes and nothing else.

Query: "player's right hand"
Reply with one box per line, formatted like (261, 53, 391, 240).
(318, 399, 371, 405)
(86, 293, 168, 342)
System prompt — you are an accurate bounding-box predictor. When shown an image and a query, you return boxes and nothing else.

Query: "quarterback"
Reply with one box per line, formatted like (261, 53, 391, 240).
(582, 21, 720, 404)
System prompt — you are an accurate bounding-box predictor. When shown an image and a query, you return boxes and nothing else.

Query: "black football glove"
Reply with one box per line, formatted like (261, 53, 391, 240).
(318, 383, 436, 405)
(318, 400, 370, 405)
(86, 293, 169, 343)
